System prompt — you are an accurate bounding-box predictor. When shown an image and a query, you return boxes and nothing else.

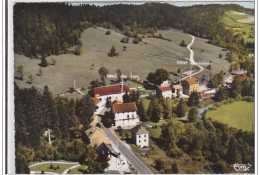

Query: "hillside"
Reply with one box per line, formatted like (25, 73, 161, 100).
(14, 27, 229, 94)
(14, 3, 254, 58)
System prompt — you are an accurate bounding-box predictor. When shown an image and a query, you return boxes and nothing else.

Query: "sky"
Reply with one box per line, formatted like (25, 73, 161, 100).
(69, 1, 254, 9)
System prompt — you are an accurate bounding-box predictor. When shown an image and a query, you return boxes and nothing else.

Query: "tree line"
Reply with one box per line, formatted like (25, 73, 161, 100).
(15, 83, 108, 173)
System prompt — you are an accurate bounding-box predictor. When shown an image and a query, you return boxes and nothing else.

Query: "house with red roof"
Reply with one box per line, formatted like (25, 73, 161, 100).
(89, 84, 130, 103)
(156, 86, 172, 99)
(112, 103, 140, 127)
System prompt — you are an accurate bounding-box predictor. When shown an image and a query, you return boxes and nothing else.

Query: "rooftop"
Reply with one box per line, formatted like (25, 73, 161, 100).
(92, 84, 130, 96)
(132, 125, 149, 135)
(183, 77, 198, 85)
(159, 86, 171, 92)
(173, 84, 182, 90)
(113, 103, 137, 113)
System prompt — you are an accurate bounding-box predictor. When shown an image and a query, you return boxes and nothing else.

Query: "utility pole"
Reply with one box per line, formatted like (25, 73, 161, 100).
(121, 78, 124, 93)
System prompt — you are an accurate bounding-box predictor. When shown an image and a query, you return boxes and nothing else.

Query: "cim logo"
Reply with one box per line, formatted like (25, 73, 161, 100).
(232, 163, 252, 172)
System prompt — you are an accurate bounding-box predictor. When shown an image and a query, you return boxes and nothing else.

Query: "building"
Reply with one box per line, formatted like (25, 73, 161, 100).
(172, 85, 183, 98)
(107, 73, 117, 79)
(132, 125, 149, 148)
(112, 103, 140, 127)
(181, 77, 199, 95)
(156, 86, 172, 99)
(120, 74, 128, 79)
(160, 80, 170, 87)
(96, 142, 120, 158)
(85, 126, 111, 147)
(89, 84, 130, 103)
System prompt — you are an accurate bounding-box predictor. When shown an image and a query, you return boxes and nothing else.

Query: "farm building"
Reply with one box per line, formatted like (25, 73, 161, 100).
(132, 125, 149, 148)
(89, 84, 130, 103)
(156, 86, 172, 99)
(181, 77, 199, 95)
(112, 103, 140, 127)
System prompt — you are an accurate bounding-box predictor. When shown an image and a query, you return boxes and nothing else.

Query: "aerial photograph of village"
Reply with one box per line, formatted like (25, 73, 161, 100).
(13, 1, 255, 174)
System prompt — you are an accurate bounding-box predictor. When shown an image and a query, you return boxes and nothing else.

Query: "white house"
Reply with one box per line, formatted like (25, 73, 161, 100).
(156, 86, 172, 99)
(112, 103, 140, 127)
(132, 125, 149, 148)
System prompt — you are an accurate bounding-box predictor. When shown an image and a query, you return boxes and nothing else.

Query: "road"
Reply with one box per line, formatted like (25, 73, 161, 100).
(103, 127, 154, 174)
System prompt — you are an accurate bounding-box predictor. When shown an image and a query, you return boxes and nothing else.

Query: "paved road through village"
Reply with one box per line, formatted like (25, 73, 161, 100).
(103, 127, 154, 174)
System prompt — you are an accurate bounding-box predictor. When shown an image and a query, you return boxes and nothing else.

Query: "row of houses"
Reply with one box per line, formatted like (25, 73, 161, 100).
(106, 73, 140, 79)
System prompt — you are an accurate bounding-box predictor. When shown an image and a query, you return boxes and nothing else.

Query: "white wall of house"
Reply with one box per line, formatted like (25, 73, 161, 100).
(114, 111, 139, 127)
(173, 89, 183, 96)
(162, 90, 172, 99)
(98, 93, 124, 103)
(136, 133, 149, 148)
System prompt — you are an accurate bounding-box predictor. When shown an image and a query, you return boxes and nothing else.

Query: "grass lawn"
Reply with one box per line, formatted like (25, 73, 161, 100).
(206, 101, 254, 132)
(141, 98, 151, 112)
(30, 163, 78, 174)
(128, 82, 143, 88)
(147, 120, 166, 138)
(68, 165, 85, 174)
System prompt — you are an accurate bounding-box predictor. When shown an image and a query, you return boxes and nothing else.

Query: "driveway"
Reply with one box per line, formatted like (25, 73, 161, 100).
(103, 127, 154, 174)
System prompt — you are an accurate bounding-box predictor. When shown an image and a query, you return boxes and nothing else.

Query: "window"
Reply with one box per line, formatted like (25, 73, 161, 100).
(139, 140, 141, 143)
(139, 135, 141, 138)
(127, 115, 129, 119)
(144, 139, 146, 142)
(144, 135, 146, 138)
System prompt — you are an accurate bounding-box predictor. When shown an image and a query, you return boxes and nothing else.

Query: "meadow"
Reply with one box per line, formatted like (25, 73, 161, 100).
(14, 27, 229, 95)
(206, 101, 254, 132)
(222, 11, 254, 43)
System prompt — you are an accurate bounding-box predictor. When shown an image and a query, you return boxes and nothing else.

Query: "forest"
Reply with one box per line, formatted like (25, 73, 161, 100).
(14, 84, 108, 174)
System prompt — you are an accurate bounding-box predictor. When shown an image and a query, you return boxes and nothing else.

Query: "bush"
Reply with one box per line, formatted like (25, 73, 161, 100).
(74, 46, 83, 55)
(168, 147, 183, 158)
(180, 40, 187, 47)
(105, 30, 111, 35)
(242, 96, 254, 102)
(235, 95, 242, 101)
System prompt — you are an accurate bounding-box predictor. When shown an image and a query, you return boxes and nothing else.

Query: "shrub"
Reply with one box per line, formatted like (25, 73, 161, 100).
(242, 96, 254, 102)
(74, 46, 83, 55)
(105, 30, 111, 35)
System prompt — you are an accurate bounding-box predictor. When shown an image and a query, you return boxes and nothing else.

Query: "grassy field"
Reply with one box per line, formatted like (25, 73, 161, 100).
(147, 120, 166, 138)
(30, 163, 77, 173)
(127, 82, 143, 88)
(222, 11, 254, 43)
(206, 101, 254, 132)
(14, 27, 227, 95)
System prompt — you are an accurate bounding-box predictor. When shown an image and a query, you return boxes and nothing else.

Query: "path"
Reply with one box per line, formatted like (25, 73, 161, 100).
(181, 35, 205, 80)
(62, 164, 81, 174)
(103, 127, 154, 174)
